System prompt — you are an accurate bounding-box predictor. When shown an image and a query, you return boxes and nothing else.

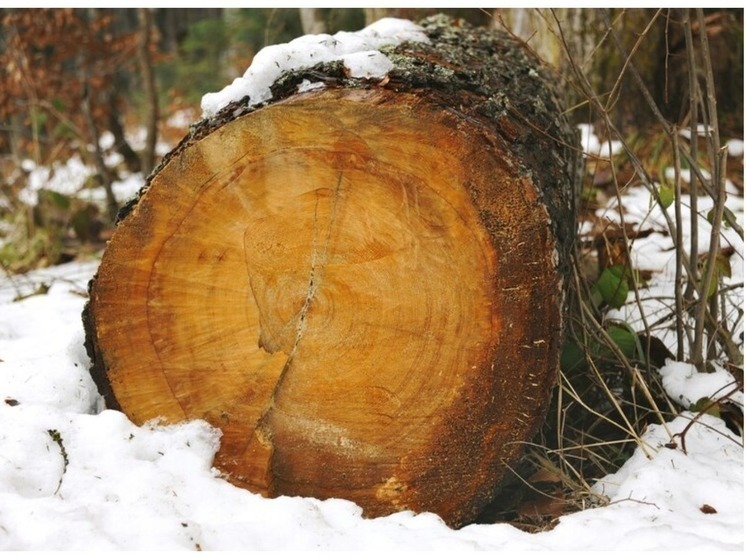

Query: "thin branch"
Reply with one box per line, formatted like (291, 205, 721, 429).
(682, 8, 700, 306)
(672, 128, 685, 360)
(692, 8, 728, 368)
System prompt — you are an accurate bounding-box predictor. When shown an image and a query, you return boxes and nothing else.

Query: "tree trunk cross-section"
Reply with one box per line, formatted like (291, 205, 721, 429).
(84, 16, 578, 528)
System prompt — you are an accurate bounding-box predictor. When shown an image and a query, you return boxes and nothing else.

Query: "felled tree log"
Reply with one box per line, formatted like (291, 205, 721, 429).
(83, 16, 577, 528)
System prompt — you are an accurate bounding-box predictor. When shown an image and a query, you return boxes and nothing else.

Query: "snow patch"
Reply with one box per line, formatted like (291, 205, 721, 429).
(591, 413, 742, 550)
(578, 123, 623, 158)
(727, 138, 744, 159)
(166, 108, 198, 130)
(200, 18, 429, 118)
(664, 166, 711, 184)
(678, 124, 713, 139)
(343, 50, 394, 78)
(98, 130, 115, 151)
(297, 79, 326, 94)
(658, 361, 743, 409)
(18, 155, 90, 206)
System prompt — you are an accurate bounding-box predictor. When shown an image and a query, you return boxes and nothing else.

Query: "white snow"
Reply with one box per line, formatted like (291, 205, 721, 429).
(591, 414, 742, 550)
(664, 166, 711, 184)
(659, 361, 743, 409)
(0, 189, 742, 550)
(125, 126, 171, 157)
(200, 18, 429, 118)
(597, 182, 743, 354)
(98, 130, 116, 151)
(678, 124, 713, 139)
(578, 123, 624, 158)
(17, 151, 145, 209)
(166, 108, 198, 130)
(727, 138, 744, 159)
(662, 167, 740, 198)
(19, 154, 91, 206)
(297, 79, 326, 94)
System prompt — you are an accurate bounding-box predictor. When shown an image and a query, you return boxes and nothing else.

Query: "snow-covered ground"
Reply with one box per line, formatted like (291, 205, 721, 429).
(0, 259, 742, 550)
(1, 18, 742, 552)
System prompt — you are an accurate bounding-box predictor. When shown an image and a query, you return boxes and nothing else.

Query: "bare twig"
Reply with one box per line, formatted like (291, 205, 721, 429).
(675, 384, 744, 454)
(47, 429, 69, 495)
(672, 128, 685, 360)
(691, 8, 729, 369)
(682, 8, 700, 307)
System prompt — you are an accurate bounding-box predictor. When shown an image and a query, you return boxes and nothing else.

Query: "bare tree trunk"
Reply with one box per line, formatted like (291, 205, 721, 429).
(299, 8, 326, 35)
(138, 7, 159, 176)
(81, 77, 118, 222)
(364, 8, 402, 26)
(106, 88, 141, 174)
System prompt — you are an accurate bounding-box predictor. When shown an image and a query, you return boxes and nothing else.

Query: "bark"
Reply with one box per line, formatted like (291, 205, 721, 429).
(83, 15, 577, 528)
(493, 8, 611, 122)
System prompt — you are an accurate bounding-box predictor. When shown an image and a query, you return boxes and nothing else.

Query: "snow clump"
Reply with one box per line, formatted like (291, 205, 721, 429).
(200, 18, 429, 118)
(658, 361, 743, 409)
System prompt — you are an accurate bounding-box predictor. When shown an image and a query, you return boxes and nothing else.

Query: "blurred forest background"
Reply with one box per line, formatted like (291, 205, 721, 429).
(0, 7, 742, 272)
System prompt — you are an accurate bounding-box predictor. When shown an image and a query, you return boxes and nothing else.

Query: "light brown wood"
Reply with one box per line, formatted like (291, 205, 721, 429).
(85, 17, 577, 527)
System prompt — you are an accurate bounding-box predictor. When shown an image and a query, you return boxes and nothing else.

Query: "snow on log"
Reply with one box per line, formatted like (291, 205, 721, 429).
(83, 15, 578, 528)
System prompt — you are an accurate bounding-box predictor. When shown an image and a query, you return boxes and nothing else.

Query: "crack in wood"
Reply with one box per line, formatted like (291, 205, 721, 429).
(255, 172, 345, 440)
(289, 171, 344, 368)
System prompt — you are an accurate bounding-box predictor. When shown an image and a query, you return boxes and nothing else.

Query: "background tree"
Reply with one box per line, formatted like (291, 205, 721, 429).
(137, 8, 158, 177)
(299, 8, 326, 35)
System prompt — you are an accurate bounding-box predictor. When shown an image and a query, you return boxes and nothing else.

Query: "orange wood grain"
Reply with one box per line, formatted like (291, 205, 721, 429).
(87, 88, 564, 527)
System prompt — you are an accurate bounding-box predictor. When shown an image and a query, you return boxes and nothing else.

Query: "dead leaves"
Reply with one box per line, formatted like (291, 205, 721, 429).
(700, 503, 718, 514)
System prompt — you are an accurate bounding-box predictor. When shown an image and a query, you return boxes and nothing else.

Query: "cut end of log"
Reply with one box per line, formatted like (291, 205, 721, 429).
(84, 17, 577, 528)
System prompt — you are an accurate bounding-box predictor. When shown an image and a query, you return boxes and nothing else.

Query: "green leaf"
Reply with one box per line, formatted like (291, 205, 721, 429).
(605, 323, 638, 360)
(723, 207, 737, 229)
(561, 339, 586, 374)
(37, 189, 71, 210)
(703, 276, 718, 299)
(594, 265, 629, 309)
(701, 251, 732, 299)
(707, 205, 735, 228)
(32, 109, 48, 129)
(657, 184, 675, 209)
(689, 397, 721, 418)
(715, 251, 732, 279)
